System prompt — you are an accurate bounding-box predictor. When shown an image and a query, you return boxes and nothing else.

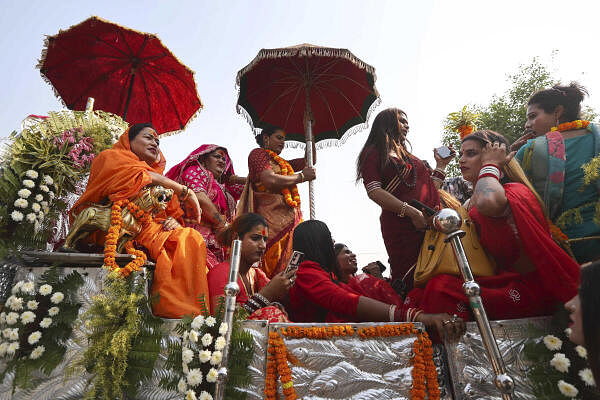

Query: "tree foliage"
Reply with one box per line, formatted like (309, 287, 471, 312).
(441, 57, 598, 177)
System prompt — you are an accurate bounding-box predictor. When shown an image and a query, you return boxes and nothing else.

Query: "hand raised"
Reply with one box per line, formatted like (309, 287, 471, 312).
(480, 142, 515, 168)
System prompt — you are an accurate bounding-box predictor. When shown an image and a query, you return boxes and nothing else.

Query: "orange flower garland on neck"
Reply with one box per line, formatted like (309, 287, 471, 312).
(264, 149, 301, 208)
(103, 199, 152, 277)
(550, 120, 590, 132)
(265, 323, 440, 400)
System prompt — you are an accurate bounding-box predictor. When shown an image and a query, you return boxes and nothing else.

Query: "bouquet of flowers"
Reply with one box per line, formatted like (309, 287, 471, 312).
(444, 105, 480, 140)
(0, 267, 83, 389)
(524, 317, 598, 398)
(161, 298, 253, 400)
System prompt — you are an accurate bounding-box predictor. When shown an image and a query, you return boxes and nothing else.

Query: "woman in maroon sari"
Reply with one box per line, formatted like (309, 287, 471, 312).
(208, 213, 293, 322)
(406, 130, 580, 321)
(289, 220, 466, 341)
(357, 108, 454, 289)
(166, 145, 246, 269)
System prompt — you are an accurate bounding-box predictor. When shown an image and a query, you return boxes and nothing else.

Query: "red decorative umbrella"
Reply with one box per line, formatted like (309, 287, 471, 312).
(236, 43, 380, 218)
(38, 16, 202, 136)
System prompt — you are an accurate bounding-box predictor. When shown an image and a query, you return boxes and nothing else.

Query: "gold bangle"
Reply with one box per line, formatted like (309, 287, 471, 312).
(397, 201, 408, 218)
(181, 185, 190, 200)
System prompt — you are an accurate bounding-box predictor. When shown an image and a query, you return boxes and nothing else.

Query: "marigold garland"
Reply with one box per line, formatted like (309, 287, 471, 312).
(264, 149, 301, 208)
(550, 120, 590, 132)
(265, 323, 440, 400)
(103, 199, 153, 277)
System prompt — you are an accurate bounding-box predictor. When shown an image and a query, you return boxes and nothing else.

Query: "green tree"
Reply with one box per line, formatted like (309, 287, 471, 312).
(440, 56, 598, 177)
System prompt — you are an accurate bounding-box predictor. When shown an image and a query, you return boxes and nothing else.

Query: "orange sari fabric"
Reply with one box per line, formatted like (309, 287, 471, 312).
(70, 131, 209, 318)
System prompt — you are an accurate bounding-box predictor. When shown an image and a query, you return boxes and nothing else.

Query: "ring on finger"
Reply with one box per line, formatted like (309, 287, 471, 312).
(442, 320, 451, 326)
(451, 314, 459, 323)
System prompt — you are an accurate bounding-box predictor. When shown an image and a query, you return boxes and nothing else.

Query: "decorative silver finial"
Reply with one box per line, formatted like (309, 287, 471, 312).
(433, 208, 462, 234)
(495, 374, 515, 394)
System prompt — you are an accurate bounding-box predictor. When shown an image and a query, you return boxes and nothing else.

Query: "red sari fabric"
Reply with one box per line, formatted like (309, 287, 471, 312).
(359, 146, 440, 284)
(347, 274, 405, 307)
(405, 183, 580, 321)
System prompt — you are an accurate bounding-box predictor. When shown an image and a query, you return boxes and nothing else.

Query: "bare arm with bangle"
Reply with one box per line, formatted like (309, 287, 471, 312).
(258, 166, 316, 192)
(366, 188, 428, 230)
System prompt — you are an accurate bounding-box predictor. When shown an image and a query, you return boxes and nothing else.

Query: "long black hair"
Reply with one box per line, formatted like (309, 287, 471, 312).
(528, 82, 588, 123)
(128, 122, 156, 142)
(356, 108, 409, 182)
(580, 260, 600, 384)
(216, 213, 268, 246)
(292, 220, 340, 278)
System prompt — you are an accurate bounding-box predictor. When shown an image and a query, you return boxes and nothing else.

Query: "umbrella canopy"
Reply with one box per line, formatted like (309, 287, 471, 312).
(38, 16, 202, 136)
(236, 43, 380, 148)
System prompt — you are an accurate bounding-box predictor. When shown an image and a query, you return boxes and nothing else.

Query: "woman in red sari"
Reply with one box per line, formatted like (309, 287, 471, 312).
(238, 126, 316, 278)
(356, 108, 454, 289)
(166, 145, 246, 269)
(406, 130, 580, 321)
(289, 220, 465, 341)
(208, 213, 294, 322)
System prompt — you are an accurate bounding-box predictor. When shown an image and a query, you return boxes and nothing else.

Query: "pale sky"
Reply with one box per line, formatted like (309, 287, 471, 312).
(2, 0, 599, 274)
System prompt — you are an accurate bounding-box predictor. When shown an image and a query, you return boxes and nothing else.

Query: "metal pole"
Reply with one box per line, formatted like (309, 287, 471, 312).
(304, 88, 315, 220)
(214, 239, 242, 400)
(433, 208, 515, 400)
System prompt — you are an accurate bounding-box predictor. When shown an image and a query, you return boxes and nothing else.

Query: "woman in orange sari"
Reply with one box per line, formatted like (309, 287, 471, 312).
(238, 126, 316, 278)
(70, 123, 209, 318)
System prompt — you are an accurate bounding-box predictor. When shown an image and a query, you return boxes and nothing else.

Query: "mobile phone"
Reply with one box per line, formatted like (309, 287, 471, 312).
(409, 199, 437, 216)
(435, 146, 452, 159)
(284, 251, 304, 276)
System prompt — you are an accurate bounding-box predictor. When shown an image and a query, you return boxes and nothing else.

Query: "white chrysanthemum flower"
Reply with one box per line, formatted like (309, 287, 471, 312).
(182, 362, 189, 374)
(42, 206, 49, 214)
(48, 191, 55, 199)
(210, 350, 222, 366)
(199, 391, 213, 400)
(8, 329, 18, 341)
(218, 322, 228, 336)
(198, 349, 211, 363)
(201, 333, 213, 347)
(579, 368, 596, 386)
(0, 342, 7, 357)
(27, 300, 39, 310)
(39, 317, 52, 329)
(34, 194, 43, 202)
(25, 170, 38, 179)
(26, 213, 36, 223)
(40, 201, 48, 208)
(30, 345, 45, 360)
(214, 336, 226, 351)
(9, 297, 23, 311)
(2, 328, 11, 339)
(550, 353, 571, 373)
(177, 377, 187, 393)
(564, 327, 572, 337)
(189, 329, 199, 343)
(39, 284, 52, 296)
(186, 368, 203, 387)
(17, 188, 31, 198)
(575, 345, 587, 359)
(27, 331, 42, 345)
(38, 211, 45, 219)
(21, 281, 35, 294)
(10, 210, 24, 222)
(6, 312, 19, 325)
(185, 390, 197, 400)
(13, 198, 28, 208)
(6, 342, 19, 356)
(206, 368, 218, 383)
(39, 185, 49, 193)
(557, 379, 578, 397)
(205, 316, 216, 327)
(11, 282, 24, 294)
(50, 292, 64, 304)
(21, 311, 36, 325)
(543, 334, 563, 351)
(191, 315, 204, 330)
(23, 179, 35, 189)
(182, 347, 194, 364)
(43, 175, 53, 185)
(31, 203, 41, 213)
(48, 307, 59, 316)
(0, 312, 5, 324)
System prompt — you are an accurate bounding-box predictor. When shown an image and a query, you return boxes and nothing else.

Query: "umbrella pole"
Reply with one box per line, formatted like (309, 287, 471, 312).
(304, 103, 315, 220)
(122, 72, 136, 120)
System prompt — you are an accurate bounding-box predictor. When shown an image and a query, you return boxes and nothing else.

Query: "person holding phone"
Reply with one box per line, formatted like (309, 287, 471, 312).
(356, 108, 455, 290)
(208, 213, 294, 322)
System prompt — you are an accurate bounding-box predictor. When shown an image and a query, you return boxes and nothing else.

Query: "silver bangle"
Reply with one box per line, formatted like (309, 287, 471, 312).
(388, 304, 397, 322)
(254, 292, 271, 306)
(298, 171, 305, 182)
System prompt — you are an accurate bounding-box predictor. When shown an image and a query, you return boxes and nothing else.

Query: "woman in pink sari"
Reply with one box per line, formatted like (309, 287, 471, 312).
(166, 145, 246, 269)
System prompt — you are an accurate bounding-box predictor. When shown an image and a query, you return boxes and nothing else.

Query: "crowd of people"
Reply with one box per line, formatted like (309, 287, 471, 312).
(69, 82, 600, 378)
